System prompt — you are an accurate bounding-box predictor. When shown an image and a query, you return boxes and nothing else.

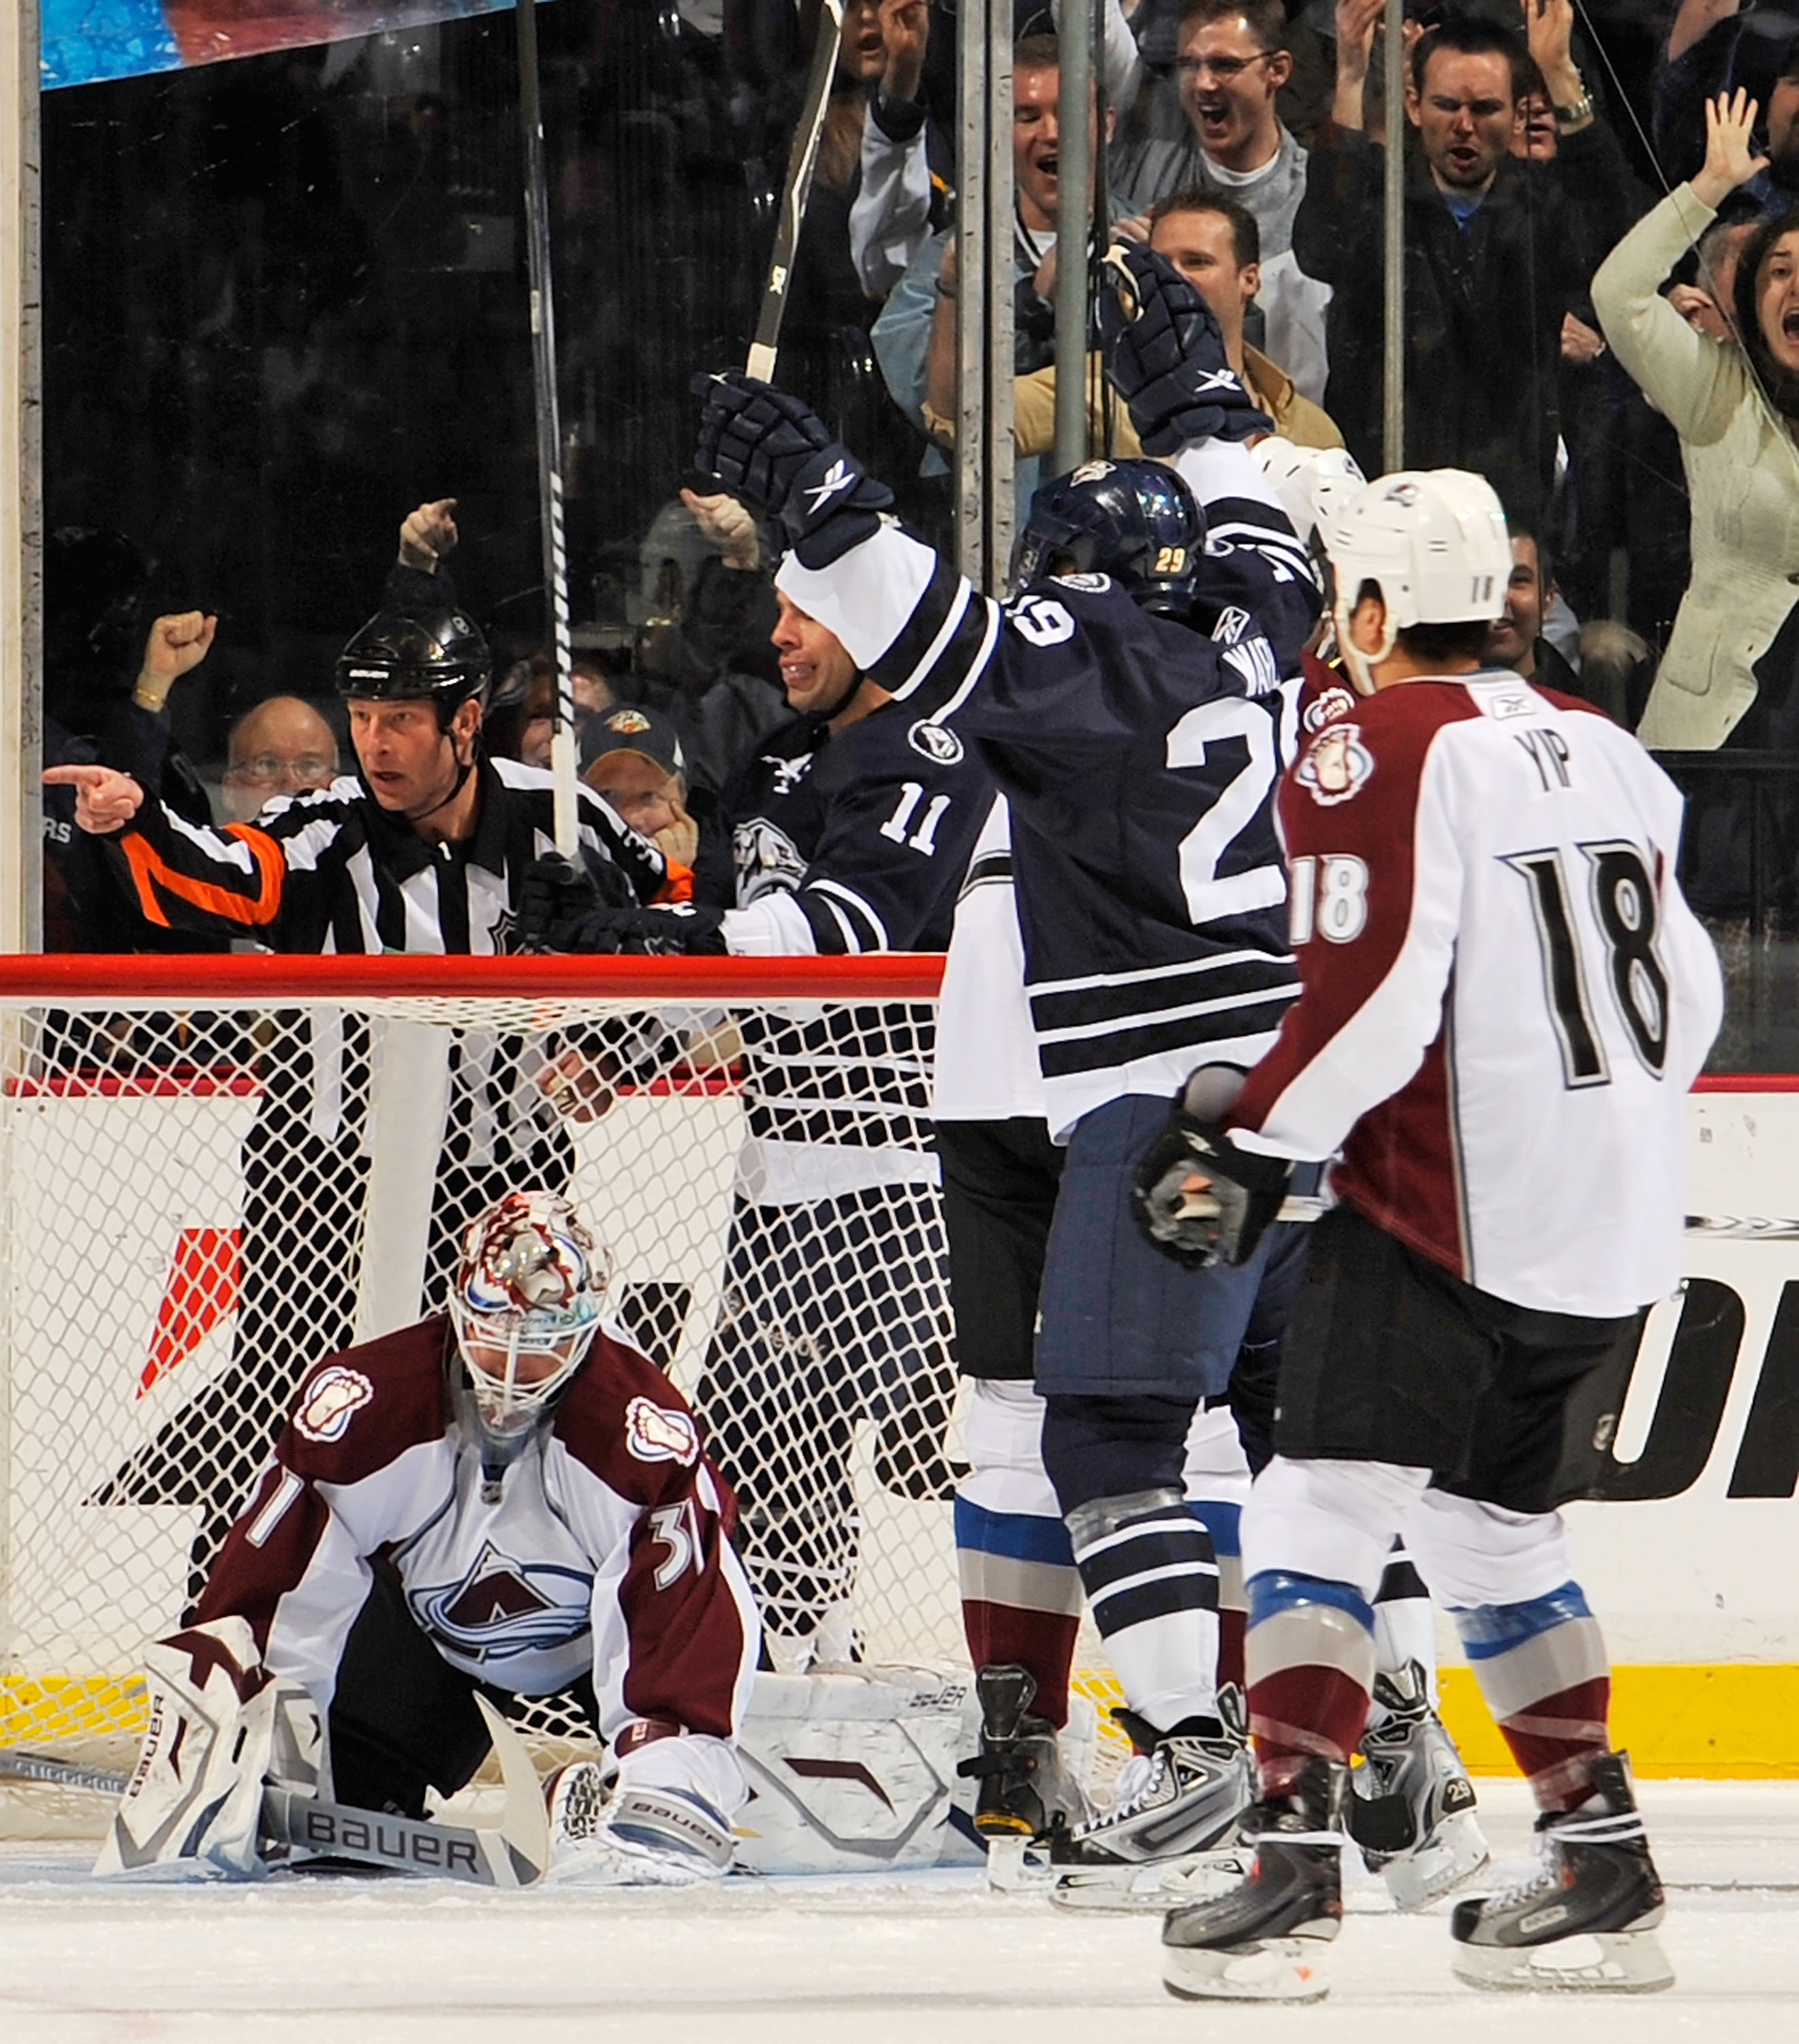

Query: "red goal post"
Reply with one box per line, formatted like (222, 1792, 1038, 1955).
(0, 952, 965, 1774)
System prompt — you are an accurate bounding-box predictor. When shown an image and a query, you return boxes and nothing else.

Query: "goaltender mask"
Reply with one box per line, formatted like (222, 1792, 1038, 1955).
(97, 1191, 760, 1886)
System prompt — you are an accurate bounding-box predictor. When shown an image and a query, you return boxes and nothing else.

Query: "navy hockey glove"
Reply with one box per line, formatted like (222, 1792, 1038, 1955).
(1133, 1086, 1292, 1267)
(550, 901, 730, 957)
(693, 371, 893, 568)
(518, 851, 633, 950)
(1097, 243, 1272, 454)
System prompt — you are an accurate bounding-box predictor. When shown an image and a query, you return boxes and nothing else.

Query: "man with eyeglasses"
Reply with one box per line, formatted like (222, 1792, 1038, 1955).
(1113, 0, 1332, 405)
(219, 695, 342, 823)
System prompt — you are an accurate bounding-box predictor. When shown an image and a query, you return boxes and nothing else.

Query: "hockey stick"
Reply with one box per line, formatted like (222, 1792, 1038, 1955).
(514, 0, 579, 858)
(747, 0, 845, 383)
(1268, 1196, 1799, 1241)
(0, 1699, 550, 1887)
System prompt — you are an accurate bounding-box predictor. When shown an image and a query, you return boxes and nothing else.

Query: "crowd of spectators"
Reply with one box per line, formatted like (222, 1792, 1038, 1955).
(36, 0, 1799, 982)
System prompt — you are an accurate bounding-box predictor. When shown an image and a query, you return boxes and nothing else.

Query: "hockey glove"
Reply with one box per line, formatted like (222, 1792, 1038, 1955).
(546, 1763, 734, 1887)
(518, 850, 640, 950)
(550, 900, 729, 957)
(1132, 1089, 1292, 1268)
(693, 371, 893, 568)
(1097, 243, 1272, 454)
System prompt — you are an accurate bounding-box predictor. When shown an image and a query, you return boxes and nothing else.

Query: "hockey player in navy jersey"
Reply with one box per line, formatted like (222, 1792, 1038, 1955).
(1136, 469, 1723, 1998)
(667, 243, 1344, 1893)
(522, 515, 993, 1667)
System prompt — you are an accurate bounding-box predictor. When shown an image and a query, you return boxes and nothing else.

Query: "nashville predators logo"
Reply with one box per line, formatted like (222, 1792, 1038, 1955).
(1296, 723, 1375, 807)
(294, 1365, 375, 1444)
(625, 1396, 700, 1467)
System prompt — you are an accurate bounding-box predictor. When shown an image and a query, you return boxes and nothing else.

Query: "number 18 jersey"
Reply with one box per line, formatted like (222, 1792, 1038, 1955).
(1229, 672, 1723, 1318)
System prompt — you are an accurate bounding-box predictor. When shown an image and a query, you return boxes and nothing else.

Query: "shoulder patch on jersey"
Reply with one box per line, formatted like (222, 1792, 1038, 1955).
(1296, 722, 1375, 806)
(625, 1395, 700, 1468)
(1304, 684, 1356, 734)
(294, 1365, 374, 1444)
(908, 719, 965, 765)
(734, 817, 807, 901)
(1050, 572, 1112, 593)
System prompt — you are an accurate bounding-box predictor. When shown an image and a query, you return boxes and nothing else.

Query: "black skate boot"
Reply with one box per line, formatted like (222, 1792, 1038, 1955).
(1450, 1750, 1673, 1992)
(956, 1664, 1089, 1844)
(1348, 1659, 1489, 1908)
(1049, 1687, 1253, 1913)
(1160, 1754, 1346, 2003)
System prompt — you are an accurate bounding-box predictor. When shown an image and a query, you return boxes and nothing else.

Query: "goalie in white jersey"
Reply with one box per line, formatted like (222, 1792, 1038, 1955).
(97, 1191, 758, 1887)
(1134, 469, 1723, 2000)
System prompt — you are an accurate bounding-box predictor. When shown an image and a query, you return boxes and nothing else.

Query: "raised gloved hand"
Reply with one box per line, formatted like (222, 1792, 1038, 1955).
(693, 371, 893, 568)
(1097, 243, 1272, 454)
(542, 900, 729, 957)
(1132, 1066, 1292, 1267)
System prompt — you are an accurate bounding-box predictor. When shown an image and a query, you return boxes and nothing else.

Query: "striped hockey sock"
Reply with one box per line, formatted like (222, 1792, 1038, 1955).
(1187, 1496, 1245, 1692)
(1369, 1536, 1438, 1712)
(1452, 1582, 1611, 1811)
(1067, 1486, 1220, 1733)
(954, 1495, 1082, 1728)
(1245, 1570, 1377, 1796)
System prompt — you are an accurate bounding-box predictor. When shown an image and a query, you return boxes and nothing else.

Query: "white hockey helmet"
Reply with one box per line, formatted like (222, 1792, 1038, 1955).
(449, 1190, 608, 1454)
(1325, 469, 1511, 694)
(1251, 439, 1366, 553)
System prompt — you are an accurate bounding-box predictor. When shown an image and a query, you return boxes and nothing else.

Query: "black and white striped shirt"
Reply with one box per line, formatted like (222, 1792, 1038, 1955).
(99, 755, 675, 953)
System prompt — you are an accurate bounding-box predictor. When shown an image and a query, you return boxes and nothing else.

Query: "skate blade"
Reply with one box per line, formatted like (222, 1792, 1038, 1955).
(1380, 1812, 1491, 1912)
(985, 1836, 1038, 1891)
(1051, 1848, 1251, 1913)
(1451, 1928, 1675, 1994)
(1163, 1936, 1333, 2003)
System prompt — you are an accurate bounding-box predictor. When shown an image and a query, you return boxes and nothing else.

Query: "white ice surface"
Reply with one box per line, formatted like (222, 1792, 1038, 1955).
(4, 1781, 1798, 2043)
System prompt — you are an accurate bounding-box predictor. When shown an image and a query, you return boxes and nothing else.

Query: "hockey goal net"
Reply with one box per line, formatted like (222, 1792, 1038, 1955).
(0, 953, 983, 1792)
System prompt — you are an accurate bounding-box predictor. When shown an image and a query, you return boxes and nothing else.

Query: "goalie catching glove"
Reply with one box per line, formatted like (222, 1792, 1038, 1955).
(545, 1763, 735, 1887)
(693, 371, 892, 568)
(1097, 243, 1272, 455)
(1132, 1065, 1292, 1268)
(94, 1617, 325, 1879)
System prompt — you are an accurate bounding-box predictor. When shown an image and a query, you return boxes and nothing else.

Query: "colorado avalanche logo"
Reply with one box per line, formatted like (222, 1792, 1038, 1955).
(409, 1540, 593, 1661)
(294, 1366, 374, 1444)
(625, 1396, 700, 1467)
(1304, 685, 1356, 734)
(1296, 723, 1375, 806)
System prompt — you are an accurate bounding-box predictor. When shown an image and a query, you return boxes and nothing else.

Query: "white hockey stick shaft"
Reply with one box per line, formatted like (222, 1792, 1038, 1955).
(747, 0, 845, 383)
(1271, 1195, 1799, 1241)
(515, 0, 579, 856)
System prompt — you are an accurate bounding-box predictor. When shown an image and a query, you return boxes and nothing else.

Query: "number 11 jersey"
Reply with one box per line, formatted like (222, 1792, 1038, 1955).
(1230, 672, 1723, 1318)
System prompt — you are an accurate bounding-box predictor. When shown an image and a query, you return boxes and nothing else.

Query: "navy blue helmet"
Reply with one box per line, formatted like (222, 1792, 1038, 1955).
(1014, 459, 1207, 623)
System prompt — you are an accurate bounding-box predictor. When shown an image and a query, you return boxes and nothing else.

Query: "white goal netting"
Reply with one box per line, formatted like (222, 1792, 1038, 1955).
(0, 957, 984, 1786)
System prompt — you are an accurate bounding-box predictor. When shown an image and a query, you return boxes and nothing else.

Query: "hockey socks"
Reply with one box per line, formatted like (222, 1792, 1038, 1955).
(1244, 1570, 1375, 1795)
(954, 1493, 1081, 1727)
(1452, 1582, 1611, 1811)
(1067, 1487, 1221, 1733)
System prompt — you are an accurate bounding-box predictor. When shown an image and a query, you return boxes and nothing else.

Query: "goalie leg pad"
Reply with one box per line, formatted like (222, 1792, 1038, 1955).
(95, 1617, 275, 1879)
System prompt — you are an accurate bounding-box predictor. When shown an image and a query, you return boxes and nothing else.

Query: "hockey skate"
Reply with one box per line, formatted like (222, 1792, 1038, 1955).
(1347, 1659, 1489, 1909)
(957, 1664, 1090, 1847)
(1046, 1686, 1253, 1912)
(1450, 1752, 1673, 1993)
(1161, 1754, 1346, 2002)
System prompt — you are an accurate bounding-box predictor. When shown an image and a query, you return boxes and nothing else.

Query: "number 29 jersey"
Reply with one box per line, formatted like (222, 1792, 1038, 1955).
(1229, 672, 1723, 1318)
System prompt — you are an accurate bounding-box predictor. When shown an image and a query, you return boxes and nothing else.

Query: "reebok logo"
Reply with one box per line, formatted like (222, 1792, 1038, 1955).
(801, 460, 856, 516)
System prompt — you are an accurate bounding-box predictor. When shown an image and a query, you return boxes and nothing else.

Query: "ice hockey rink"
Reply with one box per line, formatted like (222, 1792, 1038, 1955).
(0, 1779, 1794, 2043)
